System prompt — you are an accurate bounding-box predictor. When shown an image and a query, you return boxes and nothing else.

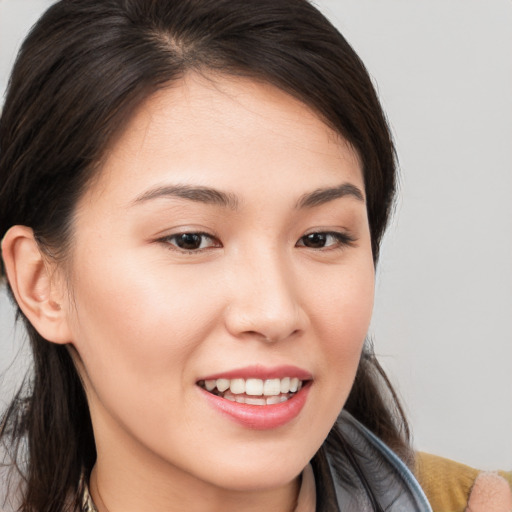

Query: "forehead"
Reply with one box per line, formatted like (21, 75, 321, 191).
(82, 73, 363, 208)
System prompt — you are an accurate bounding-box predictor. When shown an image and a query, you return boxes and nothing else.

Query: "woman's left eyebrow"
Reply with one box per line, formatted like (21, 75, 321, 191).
(295, 183, 365, 208)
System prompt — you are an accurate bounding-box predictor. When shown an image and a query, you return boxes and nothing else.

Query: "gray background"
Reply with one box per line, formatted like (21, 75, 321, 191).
(1, 0, 511, 470)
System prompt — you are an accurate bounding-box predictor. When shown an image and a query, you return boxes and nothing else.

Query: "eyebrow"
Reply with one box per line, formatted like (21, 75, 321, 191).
(132, 184, 239, 210)
(295, 183, 364, 208)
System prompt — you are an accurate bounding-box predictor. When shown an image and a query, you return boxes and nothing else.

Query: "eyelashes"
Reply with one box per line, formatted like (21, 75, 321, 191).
(163, 232, 221, 252)
(296, 231, 356, 249)
(159, 230, 356, 254)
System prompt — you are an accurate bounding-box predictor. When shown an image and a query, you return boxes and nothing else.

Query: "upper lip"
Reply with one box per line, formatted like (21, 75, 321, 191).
(198, 365, 312, 382)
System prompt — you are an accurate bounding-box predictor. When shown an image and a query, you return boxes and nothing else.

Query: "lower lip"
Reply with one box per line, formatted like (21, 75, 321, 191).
(200, 382, 311, 430)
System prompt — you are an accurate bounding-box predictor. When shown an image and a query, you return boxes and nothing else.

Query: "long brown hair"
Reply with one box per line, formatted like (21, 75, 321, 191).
(0, 1, 409, 510)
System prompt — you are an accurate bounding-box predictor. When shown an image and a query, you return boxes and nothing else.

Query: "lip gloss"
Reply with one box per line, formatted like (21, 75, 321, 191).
(199, 381, 311, 430)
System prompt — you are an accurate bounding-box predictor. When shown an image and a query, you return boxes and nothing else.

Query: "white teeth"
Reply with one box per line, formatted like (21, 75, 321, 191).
(202, 377, 306, 397)
(216, 378, 230, 392)
(280, 377, 290, 393)
(245, 397, 266, 406)
(263, 378, 281, 396)
(245, 378, 264, 396)
(205, 379, 216, 391)
(212, 391, 295, 406)
(230, 378, 245, 394)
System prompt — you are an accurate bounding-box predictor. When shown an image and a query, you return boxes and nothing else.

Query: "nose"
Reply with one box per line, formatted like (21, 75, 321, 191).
(223, 249, 307, 343)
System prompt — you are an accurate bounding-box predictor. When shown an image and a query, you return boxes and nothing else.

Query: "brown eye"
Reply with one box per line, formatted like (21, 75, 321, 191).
(176, 233, 203, 250)
(301, 233, 328, 248)
(297, 231, 355, 249)
(165, 232, 219, 251)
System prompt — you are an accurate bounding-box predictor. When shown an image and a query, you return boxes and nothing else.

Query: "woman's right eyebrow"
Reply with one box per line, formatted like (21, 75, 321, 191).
(131, 184, 240, 210)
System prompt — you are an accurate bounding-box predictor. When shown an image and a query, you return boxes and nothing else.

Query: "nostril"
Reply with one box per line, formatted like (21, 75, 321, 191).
(244, 329, 302, 343)
(241, 331, 273, 342)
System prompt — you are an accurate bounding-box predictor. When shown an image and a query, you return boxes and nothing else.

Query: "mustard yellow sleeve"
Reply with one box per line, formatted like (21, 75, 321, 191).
(498, 469, 512, 489)
(414, 452, 480, 512)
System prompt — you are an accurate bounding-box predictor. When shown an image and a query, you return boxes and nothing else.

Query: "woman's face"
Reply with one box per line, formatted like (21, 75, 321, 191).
(63, 74, 374, 496)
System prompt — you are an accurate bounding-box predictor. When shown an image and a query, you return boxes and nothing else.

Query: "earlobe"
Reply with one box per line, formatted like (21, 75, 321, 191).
(1, 225, 72, 344)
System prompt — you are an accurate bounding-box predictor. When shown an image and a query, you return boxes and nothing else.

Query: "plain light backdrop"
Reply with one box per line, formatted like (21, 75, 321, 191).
(1, 0, 511, 470)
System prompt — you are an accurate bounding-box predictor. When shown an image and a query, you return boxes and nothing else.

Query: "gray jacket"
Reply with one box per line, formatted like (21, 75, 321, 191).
(311, 410, 432, 511)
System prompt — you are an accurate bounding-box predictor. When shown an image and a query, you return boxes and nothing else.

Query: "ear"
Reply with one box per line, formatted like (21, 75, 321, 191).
(1, 225, 72, 344)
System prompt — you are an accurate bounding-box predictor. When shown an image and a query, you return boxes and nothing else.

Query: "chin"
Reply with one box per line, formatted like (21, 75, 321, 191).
(205, 462, 305, 493)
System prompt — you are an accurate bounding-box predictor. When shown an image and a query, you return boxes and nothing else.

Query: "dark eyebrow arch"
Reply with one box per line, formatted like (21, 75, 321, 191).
(132, 184, 239, 210)
(295, 183, 364, 209)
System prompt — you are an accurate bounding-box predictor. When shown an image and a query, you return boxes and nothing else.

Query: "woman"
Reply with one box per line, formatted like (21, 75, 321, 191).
(0, 0, 431, 510)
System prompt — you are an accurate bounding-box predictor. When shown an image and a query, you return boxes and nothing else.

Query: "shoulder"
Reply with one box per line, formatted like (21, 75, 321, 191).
(415, 452, 512, 512)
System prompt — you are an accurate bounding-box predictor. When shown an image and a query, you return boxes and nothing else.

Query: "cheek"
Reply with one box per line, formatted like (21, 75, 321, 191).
(308, 258, 375, 397)
(65, 251, 219, 407)
(312, 258, 374, 345)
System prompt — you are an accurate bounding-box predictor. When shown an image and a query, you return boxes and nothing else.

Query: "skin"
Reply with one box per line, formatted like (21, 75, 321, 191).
(3, 74, 375, 512)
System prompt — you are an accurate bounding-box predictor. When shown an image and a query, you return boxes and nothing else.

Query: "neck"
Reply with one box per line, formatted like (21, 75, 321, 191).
(89, 463, 301, 512)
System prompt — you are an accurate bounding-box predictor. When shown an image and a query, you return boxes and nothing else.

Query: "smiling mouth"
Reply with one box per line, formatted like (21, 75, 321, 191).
(197, 377, 306, 406)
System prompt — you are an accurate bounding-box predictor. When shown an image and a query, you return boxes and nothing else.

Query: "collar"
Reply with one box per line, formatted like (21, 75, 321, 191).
(82, 484, 97, 512)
